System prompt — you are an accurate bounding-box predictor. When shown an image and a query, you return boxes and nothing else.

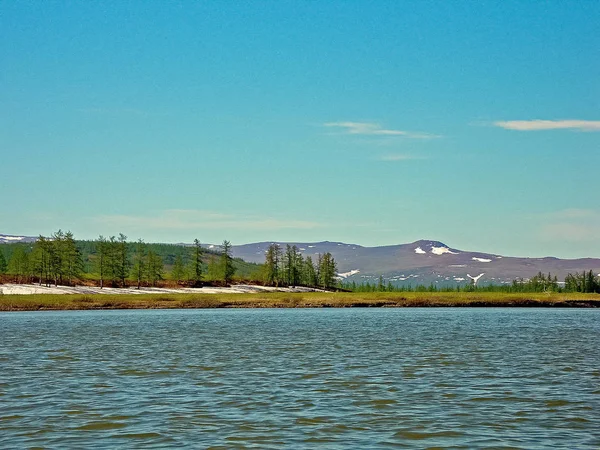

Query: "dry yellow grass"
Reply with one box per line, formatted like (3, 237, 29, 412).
(1, 291, 599, 311)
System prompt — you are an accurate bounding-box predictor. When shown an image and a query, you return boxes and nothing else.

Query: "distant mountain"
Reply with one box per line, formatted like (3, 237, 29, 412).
(0, 234, 37, 244)
(2, 233, 599, 286)
(232, 240, 600, 286)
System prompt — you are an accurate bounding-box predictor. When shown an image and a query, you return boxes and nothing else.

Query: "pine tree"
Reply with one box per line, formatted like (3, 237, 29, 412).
(0, 249, 7, 274)
(95, 235, 108, 288)
(189, 239, 203, 286)
(116, 233, 129, 287)
(220, 240, 236, 286)
(264, 244, 281, 286)
(171, 253, 185, 284)
(131, 239, 147, 289)
(303, 256, 317, 287)
(7, 246, 29, 284)
(318, 252, 337, 289)
(62, 231, 82, 285)
(146, 249, 164, 287)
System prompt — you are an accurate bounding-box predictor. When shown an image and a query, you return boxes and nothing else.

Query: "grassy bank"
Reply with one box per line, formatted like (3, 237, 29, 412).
(1, 291, 600, 311)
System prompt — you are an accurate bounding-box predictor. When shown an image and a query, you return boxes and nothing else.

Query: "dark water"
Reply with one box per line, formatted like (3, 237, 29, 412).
(1, 309, 599, 449)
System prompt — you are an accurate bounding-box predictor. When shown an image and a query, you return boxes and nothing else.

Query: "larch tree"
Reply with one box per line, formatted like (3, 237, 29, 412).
(146, 249, 164, 287)
(0, 249, 7, 275)
(171, 253, 186, 284)
(7, 246, 29, 284)
(220, 240, 236, 286)
(95, 235, 108, 288)
(189, 239, 203, 286)
(131, 239, 147, 289)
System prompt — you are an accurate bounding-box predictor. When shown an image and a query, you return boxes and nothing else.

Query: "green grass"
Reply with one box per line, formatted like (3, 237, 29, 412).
(1, 291, 599, 311)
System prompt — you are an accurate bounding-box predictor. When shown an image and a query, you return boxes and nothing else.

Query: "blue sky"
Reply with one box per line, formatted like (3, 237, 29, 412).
(2, 1, 599, 258)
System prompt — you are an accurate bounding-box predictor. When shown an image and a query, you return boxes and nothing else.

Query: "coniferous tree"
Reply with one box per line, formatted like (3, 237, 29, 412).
(95, 235, 108, 288)
(7, 246, 29, 284)
(30, 236, 52, 286)
(220, 240, 236, 286)
(264, 243, 282, 286)
(171, 253, 185, 284)
(189, 239, 203, 286)
(146, 249, 164, 287)
(116, 233, 129, 287)
(0, 249, 7, 275)
(131, 239, 147, 289)
(303, 256, 317, 287)
(318, 252, 337, 289)
(62, 231, 83, 285)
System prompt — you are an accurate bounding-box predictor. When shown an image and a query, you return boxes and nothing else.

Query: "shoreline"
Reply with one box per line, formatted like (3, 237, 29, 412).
(1, 288, 599, 311)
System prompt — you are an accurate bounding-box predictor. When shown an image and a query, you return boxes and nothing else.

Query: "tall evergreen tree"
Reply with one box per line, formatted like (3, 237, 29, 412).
(303, 256, 317, 287)
(95, 235, 108, 288)
(171, 253, 185, 284)
(146, 249, 164, 287)
(318, 252, 337, 289)
(220, 240, 236, 286)
(62, 231, 82, 285)
(131, 239, 147, 289)
(116, 233, 129, 287)
(189, 239, 204, 286)
(7, 246, 29, 284)
(0, 249, 7, 275)
(264, 243, 281, 286)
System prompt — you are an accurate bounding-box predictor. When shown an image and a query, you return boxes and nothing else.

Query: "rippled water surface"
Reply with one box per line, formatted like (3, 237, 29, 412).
(1, 308, 599, 448)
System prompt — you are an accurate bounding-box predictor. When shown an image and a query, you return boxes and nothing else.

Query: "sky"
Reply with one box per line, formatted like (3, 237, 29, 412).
(1, 1, 599, 258)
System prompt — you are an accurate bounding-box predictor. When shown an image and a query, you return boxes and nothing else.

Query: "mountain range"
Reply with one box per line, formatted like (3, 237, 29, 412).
(231, 240, 600, 286)
(2, 234, 599, 286)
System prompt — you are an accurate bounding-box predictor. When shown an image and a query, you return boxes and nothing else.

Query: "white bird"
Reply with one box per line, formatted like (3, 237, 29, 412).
(467, 273, 485, 286)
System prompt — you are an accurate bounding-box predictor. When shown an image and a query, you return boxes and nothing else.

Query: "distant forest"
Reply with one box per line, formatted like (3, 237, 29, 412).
(0, 230, 598, 293)
(0, 230, 338, 290)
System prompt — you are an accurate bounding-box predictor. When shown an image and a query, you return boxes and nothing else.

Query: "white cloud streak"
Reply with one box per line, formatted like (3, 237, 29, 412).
(324, 122, 439, 139)
(93, 209, 321, 231)
(540, 209, 600, 242)
(494, 120, 600, 131)
(378, 154, 424, 161)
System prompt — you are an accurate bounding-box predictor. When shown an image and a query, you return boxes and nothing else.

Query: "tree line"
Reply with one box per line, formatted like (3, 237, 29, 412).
(340, 270, 600, 294)
(0, 231, 238, 288)
(262, 244, 337, 289)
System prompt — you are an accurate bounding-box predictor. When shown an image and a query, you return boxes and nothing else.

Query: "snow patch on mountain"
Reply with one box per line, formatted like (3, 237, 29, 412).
(472, 257, 492, 263)
(431, 246, 458, 255)
(415, 247, 426, 254)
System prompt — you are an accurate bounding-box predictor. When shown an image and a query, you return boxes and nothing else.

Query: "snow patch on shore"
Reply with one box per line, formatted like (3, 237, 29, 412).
(415, 247, 426, 254)
(0, 284, 327, 295)
(472, 257, 492, 263)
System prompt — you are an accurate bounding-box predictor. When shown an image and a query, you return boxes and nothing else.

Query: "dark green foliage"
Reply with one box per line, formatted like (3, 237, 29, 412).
(131, 239, 147, 289)
(220, 240, 236, 285)
(189, 239, 203, 285)
(7, 246, 29, 283)
(171, 253, 185, 283)
(0, 249, 7, 274)
(146, 249, 164, 286)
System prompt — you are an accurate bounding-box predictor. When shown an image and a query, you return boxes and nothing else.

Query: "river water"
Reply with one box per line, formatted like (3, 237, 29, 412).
(1, 308, 599, 448)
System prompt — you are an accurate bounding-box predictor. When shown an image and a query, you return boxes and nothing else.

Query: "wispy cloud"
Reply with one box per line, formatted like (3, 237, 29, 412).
(540, 209, 600, 242)
(324, 121, 439, 139)
(494, 120, 600, 132)
(378, 154, 425, 161)
(92, 209, 321, 232)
